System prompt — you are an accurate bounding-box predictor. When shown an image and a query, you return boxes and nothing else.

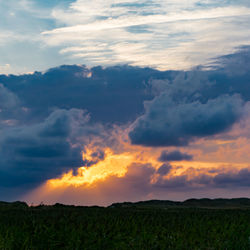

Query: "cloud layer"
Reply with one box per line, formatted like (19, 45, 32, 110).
(42, 0, 250, 70)
(130, 94, 243, 146)
(0, 47, 250, 202)
(158, 150, 193, 162)
(0, 109, 85, 188)
(24, 162, 250, 206)
(1, 0, 250, 73)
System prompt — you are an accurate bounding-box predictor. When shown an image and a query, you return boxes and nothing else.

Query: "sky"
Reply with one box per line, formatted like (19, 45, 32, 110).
(2, 0, 250, 73)
(1, 0, 250, 206)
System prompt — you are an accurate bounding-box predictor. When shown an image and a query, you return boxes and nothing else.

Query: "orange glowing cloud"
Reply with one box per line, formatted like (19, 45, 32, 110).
(49, 148, 134, 188)
(23, 137, 250, 206)
(22, 113, 250, 206)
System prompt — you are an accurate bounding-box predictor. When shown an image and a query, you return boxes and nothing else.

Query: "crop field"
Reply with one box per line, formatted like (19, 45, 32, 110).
(0, 201, 250, 249)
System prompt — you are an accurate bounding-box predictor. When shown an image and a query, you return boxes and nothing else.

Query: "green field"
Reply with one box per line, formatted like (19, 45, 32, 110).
(0, 200, 250, 249)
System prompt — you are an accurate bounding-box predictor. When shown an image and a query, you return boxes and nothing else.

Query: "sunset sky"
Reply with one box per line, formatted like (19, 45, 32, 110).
(1, 0, 250, 206)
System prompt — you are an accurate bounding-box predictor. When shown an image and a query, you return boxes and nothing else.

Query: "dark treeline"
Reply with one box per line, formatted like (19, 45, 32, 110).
(110, 198, 250, 209)
(0, 199, 250, 249)
(2, 197, 250, 209)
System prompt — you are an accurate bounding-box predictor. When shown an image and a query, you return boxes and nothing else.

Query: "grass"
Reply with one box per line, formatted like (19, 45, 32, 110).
(0, 202, 250, 249)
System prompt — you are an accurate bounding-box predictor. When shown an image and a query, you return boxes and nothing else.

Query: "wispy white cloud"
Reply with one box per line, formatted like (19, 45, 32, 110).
(45, 7, 250, 34)
(1, 0, 250, 73)
(41, 0, 250, 70)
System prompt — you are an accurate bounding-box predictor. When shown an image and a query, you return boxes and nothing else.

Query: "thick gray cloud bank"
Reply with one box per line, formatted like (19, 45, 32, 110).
(130, 94, 243, 146)
(129, 46, 250, 146)
(0, 109, 86, 187)
(0, 46, 250, 199)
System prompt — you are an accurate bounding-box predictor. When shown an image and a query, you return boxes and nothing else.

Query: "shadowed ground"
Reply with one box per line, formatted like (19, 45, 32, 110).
(0, 199, 250, 249)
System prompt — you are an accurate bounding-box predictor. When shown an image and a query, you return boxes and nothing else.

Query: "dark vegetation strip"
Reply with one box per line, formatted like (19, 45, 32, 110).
(0, 201, 250, 249)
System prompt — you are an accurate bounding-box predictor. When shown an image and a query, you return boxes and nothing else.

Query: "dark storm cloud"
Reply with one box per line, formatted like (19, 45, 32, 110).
(0, 47, 250, 198)
(0, 65, 168, 195)
(0, 108, 105, 189)
(130, 94, 243, 146)
(1, 47, 249, 126)
(158, 150, 193, 162)
(0, 65, 175, 124)
(129, 46, 250, 147)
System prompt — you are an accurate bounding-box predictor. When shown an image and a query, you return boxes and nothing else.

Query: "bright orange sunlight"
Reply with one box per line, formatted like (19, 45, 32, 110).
(47, 146, 159, 188)
(46, 143, 250, 189)
(24, 126, 250, 206)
